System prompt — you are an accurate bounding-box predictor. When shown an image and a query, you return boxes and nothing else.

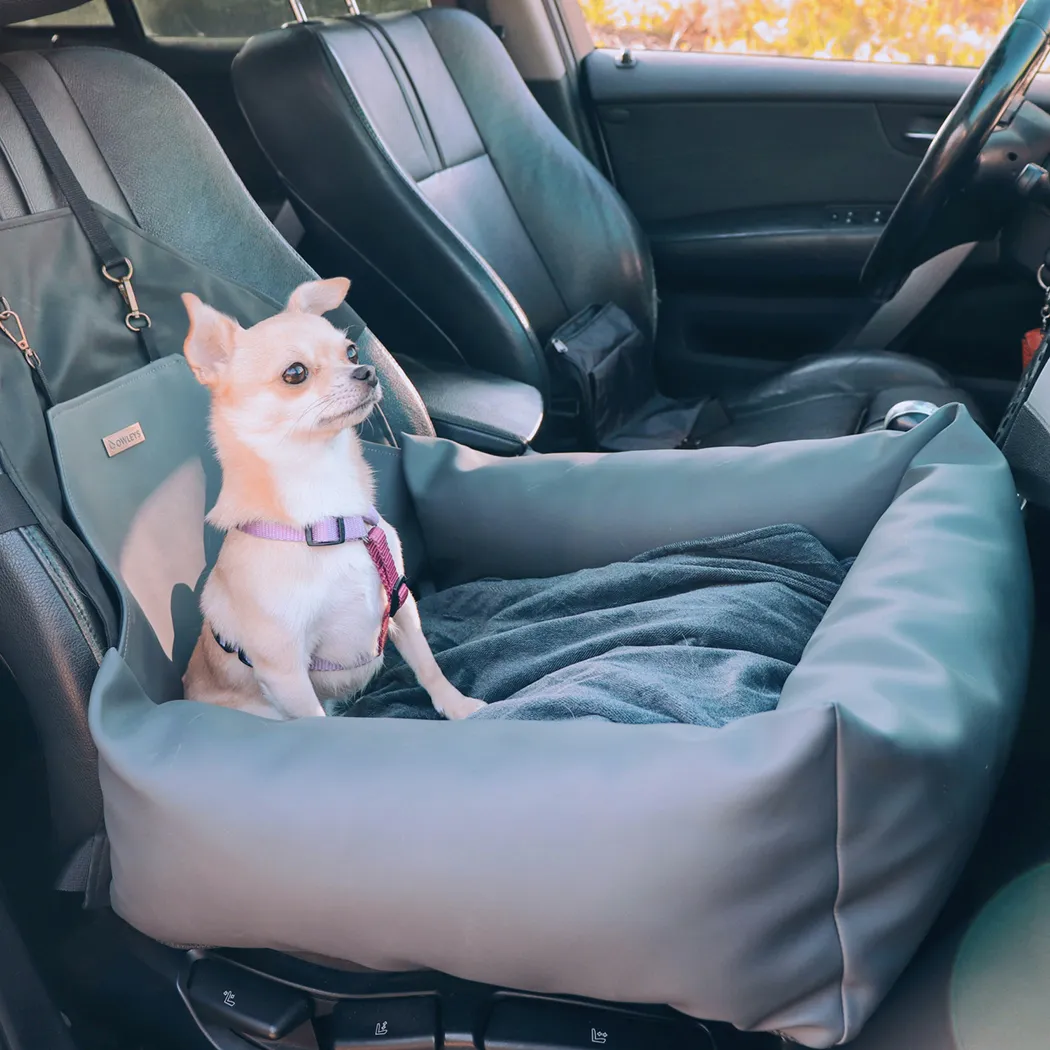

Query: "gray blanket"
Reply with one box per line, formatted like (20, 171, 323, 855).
(336, 524, 849, 725)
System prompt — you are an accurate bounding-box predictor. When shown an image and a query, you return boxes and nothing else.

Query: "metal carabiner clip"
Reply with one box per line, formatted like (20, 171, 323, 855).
(0, 296, 43, 370)
(101, 257, 152, 333)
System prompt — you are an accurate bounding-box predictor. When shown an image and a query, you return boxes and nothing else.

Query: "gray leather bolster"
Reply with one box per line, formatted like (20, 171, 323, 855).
(400, 408, 983, 584)
(52, 359, 1030, 1048)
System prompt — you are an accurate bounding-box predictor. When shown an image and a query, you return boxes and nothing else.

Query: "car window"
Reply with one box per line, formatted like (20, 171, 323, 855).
(578, 0, 1010, 68)
(13, 0, 113, 26)
(132, 0, 428, 38)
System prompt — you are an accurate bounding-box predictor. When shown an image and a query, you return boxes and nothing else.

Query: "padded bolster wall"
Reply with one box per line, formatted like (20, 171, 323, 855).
(68, 382, 1028, 1047)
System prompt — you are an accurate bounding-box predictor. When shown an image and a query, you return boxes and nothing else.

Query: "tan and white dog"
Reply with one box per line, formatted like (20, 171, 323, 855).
(181, 277, 485, 721)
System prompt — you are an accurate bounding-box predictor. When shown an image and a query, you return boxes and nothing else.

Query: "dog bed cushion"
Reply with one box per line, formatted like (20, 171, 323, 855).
(345, 526, 850, 724)
(46, 356, 1031, 1047)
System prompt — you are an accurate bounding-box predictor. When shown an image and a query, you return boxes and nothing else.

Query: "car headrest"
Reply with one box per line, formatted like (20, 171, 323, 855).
(0, 0, 89, 26)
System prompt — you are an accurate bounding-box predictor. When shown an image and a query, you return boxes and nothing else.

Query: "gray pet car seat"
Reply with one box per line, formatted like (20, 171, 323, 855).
(0, 5, 1033, 1048)
(52, 353, 1029, 1048)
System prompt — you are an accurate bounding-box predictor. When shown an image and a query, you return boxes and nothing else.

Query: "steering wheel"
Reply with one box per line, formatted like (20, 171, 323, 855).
(861, 0, 1050, 300)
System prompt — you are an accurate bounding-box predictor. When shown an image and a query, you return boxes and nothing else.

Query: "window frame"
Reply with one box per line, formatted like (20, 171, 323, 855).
(563, 0, 1019, 73)
(5, 0, 380, 46)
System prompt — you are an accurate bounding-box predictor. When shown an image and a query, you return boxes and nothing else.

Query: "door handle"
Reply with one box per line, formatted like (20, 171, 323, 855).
(903, 129, 937, 142)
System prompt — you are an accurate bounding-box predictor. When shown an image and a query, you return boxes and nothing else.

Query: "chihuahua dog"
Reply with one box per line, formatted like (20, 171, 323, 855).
(181, 277, 485, 721)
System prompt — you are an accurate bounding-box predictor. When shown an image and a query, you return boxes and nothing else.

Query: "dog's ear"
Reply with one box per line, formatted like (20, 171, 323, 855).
(285, 277, 350, 316)
(182, 293, 239, 387)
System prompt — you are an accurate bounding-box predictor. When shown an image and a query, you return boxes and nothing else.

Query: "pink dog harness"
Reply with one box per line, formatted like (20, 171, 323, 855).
(213, 507, 410, 673)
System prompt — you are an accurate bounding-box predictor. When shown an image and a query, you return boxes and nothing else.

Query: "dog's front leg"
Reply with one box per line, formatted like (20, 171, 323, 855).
(388, 595, 485, 720)
(251, 660, 325, 720)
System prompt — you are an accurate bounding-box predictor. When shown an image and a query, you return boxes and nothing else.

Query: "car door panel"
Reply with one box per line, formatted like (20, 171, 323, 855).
(582, 48, 1042, 384)
(648, 207, 891, 295)
(600, 99, 916, 224)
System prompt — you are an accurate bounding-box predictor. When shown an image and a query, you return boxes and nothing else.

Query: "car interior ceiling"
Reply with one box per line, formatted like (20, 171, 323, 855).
(0, 1, 1049, 1049)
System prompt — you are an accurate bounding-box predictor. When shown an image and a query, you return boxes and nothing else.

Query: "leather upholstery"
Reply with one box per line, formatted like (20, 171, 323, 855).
(709, 350, 982, 446)
(0, 518, 105, 860)
(233, 10, 981, 447)
(232, 11, 656, 396)
(0, 46, 433, 862)
(0, 0, 88, 25)
(399, 355, 544, 455)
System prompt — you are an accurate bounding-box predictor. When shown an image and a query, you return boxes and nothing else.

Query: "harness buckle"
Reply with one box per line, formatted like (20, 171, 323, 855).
(305, 518, 346, 546)
(388, 576, 409, 617)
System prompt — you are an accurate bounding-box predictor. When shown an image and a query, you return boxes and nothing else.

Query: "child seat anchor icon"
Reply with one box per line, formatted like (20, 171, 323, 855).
(590, 1030, 608, 1045)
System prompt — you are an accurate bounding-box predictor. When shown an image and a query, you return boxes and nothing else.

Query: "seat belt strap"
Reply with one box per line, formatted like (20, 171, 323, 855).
(0, 473, 38, 535)
(0, 63, 160, 363)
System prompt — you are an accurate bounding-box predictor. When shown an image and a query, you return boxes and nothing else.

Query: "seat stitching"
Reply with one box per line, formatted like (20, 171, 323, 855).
(22, 526, 106, 665)
(357, 14, 446, 171)
(35, 51, 136, 222)
(282, 187, 470, 373)
(0, 58, 48, 215)
(831, 703, 851, 1044)
(416, 149, 487, 179)
(356, 17, 443, 174)
(0, 122, 34, 216)
(312, 28, 549, 395)
(416, 12, 572, 321)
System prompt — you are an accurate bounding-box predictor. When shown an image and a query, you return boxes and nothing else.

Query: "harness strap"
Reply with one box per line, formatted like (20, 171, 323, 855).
(0, 63, 159, 362)
(365, 523, 411, 650)
(215, 510, 411, 671)
(212, 630, 377, 674)
(239, 514, 374, 545)
(0, 474, 37, 535)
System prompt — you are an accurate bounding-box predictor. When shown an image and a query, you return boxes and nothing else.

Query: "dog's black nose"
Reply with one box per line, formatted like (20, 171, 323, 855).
(351, 364, 378, 388)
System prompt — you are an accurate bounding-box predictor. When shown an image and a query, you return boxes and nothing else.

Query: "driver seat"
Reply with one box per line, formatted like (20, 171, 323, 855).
(232, 7, 980, 447)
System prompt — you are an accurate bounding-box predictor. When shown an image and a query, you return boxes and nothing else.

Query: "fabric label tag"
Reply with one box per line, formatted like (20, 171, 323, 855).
(103, 422, 145, 457)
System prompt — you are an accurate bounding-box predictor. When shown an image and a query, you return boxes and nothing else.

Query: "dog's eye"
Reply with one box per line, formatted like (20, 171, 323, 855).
(282, 362, 309, 385)
(346, 342, 359, 363)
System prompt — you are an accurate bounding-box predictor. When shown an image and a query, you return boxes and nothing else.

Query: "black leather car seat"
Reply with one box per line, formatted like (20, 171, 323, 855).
(232, 8, 980, 446)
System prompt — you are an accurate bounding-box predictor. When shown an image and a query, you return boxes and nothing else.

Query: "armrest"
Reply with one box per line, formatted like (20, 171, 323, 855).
(398, 356, 544, 456)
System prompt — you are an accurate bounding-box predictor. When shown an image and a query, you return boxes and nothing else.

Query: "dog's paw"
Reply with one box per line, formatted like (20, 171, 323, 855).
(433, 689, 486, 720)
